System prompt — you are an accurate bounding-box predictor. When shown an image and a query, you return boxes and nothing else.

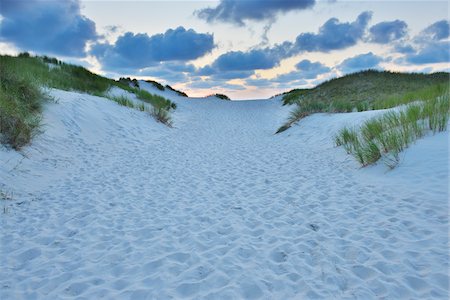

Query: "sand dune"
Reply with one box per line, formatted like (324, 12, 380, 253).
(1, 85, 448, 299)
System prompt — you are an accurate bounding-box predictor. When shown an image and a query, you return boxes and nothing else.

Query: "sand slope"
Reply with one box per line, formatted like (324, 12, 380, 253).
(0, 87, 448, 299)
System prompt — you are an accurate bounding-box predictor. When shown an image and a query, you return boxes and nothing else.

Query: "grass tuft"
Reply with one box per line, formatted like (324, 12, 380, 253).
(0, 64, 45, 149)
(151, 107, 172, 126)
(110, 95, 135, 108)
(334, 93, 449, 168)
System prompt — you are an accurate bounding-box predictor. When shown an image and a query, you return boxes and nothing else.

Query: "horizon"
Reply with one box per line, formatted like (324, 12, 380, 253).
(0, 0, 448, 99)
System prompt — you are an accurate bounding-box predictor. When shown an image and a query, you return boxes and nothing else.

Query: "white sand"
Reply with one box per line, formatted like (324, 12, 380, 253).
(0, 85, 448, 299)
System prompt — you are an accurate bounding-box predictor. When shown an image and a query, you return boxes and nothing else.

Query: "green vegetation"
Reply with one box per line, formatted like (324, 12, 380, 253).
(0, 62, 45, 149)
(110, 95, 136, 109)
(151, 107, 172, 126)
(146, 80, 165, 91)
(212, 93, 230, 100)
(166, 85, 188, 97)
(277, 70, 449, 133)
(0, 53, 177, 148)
(335, 94, 449, 168)
(118, 77, 140, 88)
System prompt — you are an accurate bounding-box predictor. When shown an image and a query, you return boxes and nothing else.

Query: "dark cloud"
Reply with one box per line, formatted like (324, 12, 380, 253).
(294, 11, 372, 52)
(136, 62, 196, 83)
(295, 59, 331, 77)
(195, 65, 216, 76)
(213, 49, 280, 71)
(160, 62, 196, 73)
(395, 20, 450, 65)
(245, 78, 273, 87)
(193, 12, 372, 82)
(420, 20, 450, 41)
(406, 41, 450, 65)
(394, 44, 415, 54)
(273, 59, 330, 83)
(139, 67, 188, 83)
(0, 0, 97, 57)
(92, 27, 215, 71)
(211, 70, 255, 80)
(338, 52, 383, 73)
(194, 47, 283, 80)
(369, 20, 408, 44)
(196, 0, 315, 26)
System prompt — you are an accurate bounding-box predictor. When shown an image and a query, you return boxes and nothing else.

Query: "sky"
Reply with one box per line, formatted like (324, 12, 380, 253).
(0, 0, 449, 99)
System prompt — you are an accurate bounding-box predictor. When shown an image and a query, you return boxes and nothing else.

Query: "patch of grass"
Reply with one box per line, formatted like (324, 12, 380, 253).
(211, 93, 230, 100)
(1, 54, 111, 95)
(135, 89, 174, 110)
(110, 95, 135, 108)
(151, 107, 172, 126)
(146, 80, 165, 91)
(334, 94, 449, 168)
(277, 70, 449, 133)
(0, 64, 45, 149)
(118, 77, 140, 88)
(165, 85, 188, 97)
(0, 54, 176, 147)
(282, 70, 449, 106)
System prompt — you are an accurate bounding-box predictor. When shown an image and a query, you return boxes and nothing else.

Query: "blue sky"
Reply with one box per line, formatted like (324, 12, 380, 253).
(0, 0, 448, 99)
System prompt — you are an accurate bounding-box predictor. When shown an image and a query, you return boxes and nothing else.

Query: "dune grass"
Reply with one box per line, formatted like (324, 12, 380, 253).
(210, 93, 230, 100)
(0, 63, 45, 149)
(165, 85, 188, 97)
(110, 95, 136, 109)
(334, 94, 449, 168)
(145, 80, 165, 91)
(277, 70, 449, 133)
(0, 54, 177, 148)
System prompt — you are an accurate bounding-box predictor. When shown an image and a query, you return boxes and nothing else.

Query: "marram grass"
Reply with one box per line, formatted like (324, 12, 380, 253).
(0, 53, 177, 148)
(277, 70, 449, 133)
(334, 94, 449, 168)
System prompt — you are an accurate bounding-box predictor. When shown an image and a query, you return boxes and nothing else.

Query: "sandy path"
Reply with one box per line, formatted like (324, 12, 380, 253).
(1, 89, 448, 299)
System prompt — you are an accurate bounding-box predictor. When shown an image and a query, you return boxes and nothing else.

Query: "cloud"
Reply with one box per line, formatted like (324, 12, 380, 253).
(369, 20, 408, 44)
(395, 20, 450, 65)
(213, 49, 280, 71)
(212, 70, 255, 80)
(195, 47, 283, 80)
(0, 0, 97, 57)
(245, 78, 273, 87)
(194, 12, 372, 81)
(273, 59, 330, 84)
(420, 20, 450, 41)
(92, 27, 215, 71)
(394, 44, 415, 54)
(338, 52, 383, 73)
(136, 61, 197, 83)
(189, 80, 245, 91)
(140, 68, 188, 83)
(405, 41, 450, 65)
(294, 11, 372, 52)
(295, 59, 331, 78)
(196, 0, 315, 26)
